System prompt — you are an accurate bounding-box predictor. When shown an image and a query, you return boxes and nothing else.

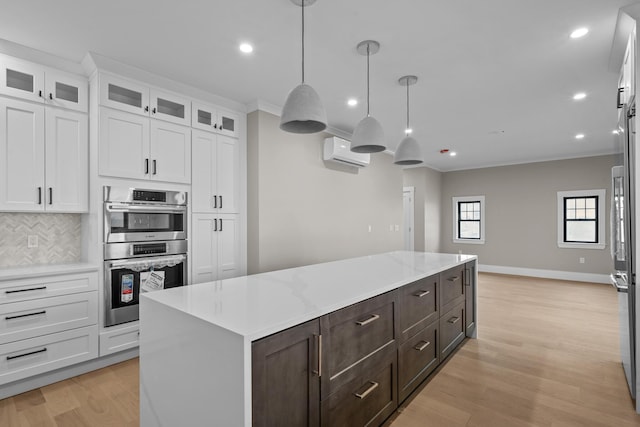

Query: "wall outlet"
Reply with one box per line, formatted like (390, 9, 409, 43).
(579, 257, 585, 264)
(27, 235, 38, 248)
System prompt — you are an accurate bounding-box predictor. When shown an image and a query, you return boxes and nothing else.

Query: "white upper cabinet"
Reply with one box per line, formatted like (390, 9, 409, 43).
(192, 130, 239, 213)
(149, 120, 191, 184)
(0, 98, 87, 212)
(0, 55, 87, 112)
(192, 102, 239, 138)
(100, 74, 191, 126)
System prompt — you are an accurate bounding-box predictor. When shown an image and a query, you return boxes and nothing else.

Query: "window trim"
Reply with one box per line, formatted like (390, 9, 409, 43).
(557, 189, 606, 250)
(453, 195, 485, 245)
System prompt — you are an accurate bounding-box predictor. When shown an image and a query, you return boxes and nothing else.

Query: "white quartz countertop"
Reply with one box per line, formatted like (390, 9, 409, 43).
(141, 251, 476, 341)
(0, 262, 99, 281)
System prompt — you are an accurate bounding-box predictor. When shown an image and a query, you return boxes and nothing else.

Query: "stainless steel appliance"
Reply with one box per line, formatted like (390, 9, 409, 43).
(103, 187, 188, 327)
(611, 97, 636, 399)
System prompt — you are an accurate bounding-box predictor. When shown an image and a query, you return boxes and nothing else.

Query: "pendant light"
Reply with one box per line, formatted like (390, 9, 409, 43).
(280, 0, 327, 134)
(394, 75, 423, 165)
(351, 40, 386, 153)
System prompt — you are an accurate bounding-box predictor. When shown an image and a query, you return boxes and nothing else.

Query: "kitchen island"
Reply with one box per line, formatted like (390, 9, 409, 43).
(139, 251, 477, 426)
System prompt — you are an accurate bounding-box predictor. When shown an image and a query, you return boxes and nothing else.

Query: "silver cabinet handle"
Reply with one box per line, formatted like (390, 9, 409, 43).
(354, 381, 379, 399)
(355, 314, 380, 326)
(414, 340, 431, 351)
(312, 334, 322, 377)
(447, 276, 459, 282)
(448, 316, 460, 324)
(413, 290, 430, 298)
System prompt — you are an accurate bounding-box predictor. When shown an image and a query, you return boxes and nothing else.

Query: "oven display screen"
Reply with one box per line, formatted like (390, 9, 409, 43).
(108, 212, 183, 233)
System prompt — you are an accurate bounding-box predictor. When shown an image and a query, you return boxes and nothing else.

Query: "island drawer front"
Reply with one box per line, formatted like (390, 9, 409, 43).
(440, 265, 465, 313)
(0, 292, 98, 344)
(321, 351, 397, 427)
(439, 302, 465, 361)
(398, 320, 438, 403)
(0, 273, 98, 305)
(0, 325, 98, 385)
(398, 274, 438, 343)
(321, 291, 396, 385)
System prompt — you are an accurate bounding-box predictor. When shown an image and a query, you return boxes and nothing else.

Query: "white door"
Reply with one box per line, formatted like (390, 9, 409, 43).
(403, 187, 415, 251)
(99, 74, 150, 116)
(150, 88, 191, 126)
(218, 214, 240, 279)
(216, 109, 240, 138)
(0, 56, 45, 103)
(216, 135, 239, 213)
(150, 120, 191, 184)
(0, 98, 45, 211)
(191, 102, 217, 132)
(191, 214, 217, 284)
(44, 70, 88, 113)
(191, 130, 216, 213)
(99, 107, 149, 180)
(45, 108, 88, 212)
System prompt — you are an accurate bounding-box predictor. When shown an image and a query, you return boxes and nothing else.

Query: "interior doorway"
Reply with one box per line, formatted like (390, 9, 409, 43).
(403, 187, 415, 251)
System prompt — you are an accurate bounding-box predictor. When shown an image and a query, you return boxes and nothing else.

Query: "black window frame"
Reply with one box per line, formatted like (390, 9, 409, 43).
(563, 196, 599, 244)
(457, 200, 482, 240)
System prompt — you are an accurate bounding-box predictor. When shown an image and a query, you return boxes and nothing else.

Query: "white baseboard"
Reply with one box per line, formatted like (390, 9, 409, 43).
(478, 264, 610, 284)
(0, 348, 138, 399)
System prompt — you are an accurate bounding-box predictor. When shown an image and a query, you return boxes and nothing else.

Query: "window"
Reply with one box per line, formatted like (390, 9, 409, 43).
(453, 196, 485, 244)
(557, 190, 605, 249)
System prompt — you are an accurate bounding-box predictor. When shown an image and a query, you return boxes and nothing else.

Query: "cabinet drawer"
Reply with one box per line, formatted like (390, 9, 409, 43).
(321, 292, 396, 384)
(440, 265, 465, 313)
(99, 323, 139, 356)
(398, 274, 438, 343)
(0, 292, 97, 343)
(439, 302, 465, 361)
(0, 325, 98, 385)
(0, 273, 98, 304)
(321, 353, 396, 427)
(398, 321, 438, 403)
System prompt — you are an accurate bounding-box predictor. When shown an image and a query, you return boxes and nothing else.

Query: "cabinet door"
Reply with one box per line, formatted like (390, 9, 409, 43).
(191, 214, 217, 284)
(44, 69, 88, 112)
(252, 319, 320, 427)
(0, 98, 45, 211)
(191, 130, 216, 212)
(150, 120, 191, 184)
(150, 88, 191, 126)
(99, 107, 149, 180)
(216, 135, 240, 213)
(45, 108, 88, 212)
(217, 214, 240, 280)
(0, 56, 45, 103)
(99, 74, 150, 116)
(191, 102, 217, 132)
(216, 108, 240, 138)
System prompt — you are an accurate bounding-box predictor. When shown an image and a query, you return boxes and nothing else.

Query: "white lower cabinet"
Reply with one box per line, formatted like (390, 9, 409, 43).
(99, 323, 139, 357)
(191, 213, 241, 284)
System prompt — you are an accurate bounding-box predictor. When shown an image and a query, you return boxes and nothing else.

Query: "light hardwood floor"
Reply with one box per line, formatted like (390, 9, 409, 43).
(1, 273, 639, 426)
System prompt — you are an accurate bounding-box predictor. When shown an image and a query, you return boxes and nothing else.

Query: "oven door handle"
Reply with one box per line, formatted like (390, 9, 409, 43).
(106, 254, 187, 269)
(106, 204, 186, 213)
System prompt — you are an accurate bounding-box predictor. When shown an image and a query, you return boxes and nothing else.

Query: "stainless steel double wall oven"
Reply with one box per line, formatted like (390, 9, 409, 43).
(103, 186, 188, 327)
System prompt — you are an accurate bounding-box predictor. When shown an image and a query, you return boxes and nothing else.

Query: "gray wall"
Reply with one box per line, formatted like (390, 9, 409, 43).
(403, 167, 442, 252)
(247, 110, 404, 274)
(440, 155, 617, 274)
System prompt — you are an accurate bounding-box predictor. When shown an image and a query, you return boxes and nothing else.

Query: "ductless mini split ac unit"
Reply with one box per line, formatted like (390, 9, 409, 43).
(323, 137, 370, 168)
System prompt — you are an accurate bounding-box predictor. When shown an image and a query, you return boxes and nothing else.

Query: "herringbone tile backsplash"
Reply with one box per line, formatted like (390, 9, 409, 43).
(0, 213, 81, 268)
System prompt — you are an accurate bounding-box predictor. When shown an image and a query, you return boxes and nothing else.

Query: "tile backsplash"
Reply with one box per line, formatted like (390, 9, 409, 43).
(0, 213, 82, 268)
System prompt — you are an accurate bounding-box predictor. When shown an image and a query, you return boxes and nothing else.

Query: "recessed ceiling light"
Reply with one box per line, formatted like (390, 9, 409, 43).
(575, 133, 585, 139)
(239, 43, 253, 53)
(405, 128, 413, 134)
(450, 152, 457, 157)
(570, 28, 589, 39)
(347, 98, 358, 107)
(573, 92, 587, 100)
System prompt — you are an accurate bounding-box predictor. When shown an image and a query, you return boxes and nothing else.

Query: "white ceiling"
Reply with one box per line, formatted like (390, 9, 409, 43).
(0, 0, 636, 171)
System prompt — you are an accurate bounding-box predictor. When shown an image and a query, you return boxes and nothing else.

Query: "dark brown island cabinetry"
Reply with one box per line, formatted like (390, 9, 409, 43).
(251, 260, 477, 427)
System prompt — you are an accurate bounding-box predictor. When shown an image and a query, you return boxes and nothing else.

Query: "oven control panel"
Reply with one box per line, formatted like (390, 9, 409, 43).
(133, 190, 167, 203)
(132, 243, 167, 256)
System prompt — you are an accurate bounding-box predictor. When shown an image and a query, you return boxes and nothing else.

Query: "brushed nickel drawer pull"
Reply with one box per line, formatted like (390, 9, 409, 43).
(312, 334, 322, 377)
(7, 347, 47, 361)
(447, 276, 459, 282)
(5, 286, 47, 294)
(5, 310, 46, 320)
(414, 340, 431, 351)
(356, 314, 380, 326)
(354, 381, 379, 399)
(448, 316, 460, 324)
(413, 290, 430, 298)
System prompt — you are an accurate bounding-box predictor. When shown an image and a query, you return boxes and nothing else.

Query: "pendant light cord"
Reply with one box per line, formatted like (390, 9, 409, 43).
(406, 79, 410, 131)
(301, 1, 305, 84)
(366, 44, 370, 116)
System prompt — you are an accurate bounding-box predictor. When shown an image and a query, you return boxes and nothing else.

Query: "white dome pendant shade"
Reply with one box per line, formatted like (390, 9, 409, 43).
(351, 40, 386, 154)
(280, 0, 327, 134)
(394, 75, 423, 165)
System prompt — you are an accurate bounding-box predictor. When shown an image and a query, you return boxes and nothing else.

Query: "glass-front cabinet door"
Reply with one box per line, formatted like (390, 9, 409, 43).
(150, 88, 191, 126)
(0, 55, 45, 103)
(99, 73, 150, 116)
(45, 70, 88, 112)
